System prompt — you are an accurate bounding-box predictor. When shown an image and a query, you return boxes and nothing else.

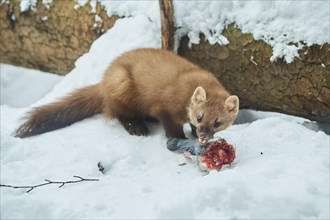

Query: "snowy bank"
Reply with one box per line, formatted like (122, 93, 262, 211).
(1, 2, 329, 219)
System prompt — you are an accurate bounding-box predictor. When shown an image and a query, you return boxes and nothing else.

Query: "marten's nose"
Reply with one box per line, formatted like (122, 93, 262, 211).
(199, 132, 208, 139)
(199, 128, 212, 144)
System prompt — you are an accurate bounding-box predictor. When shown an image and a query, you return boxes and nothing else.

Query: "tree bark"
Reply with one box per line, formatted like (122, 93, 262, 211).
(0, 1, 118, 75)
(159, 0, 175, 50)
(178, 25, 330, 123)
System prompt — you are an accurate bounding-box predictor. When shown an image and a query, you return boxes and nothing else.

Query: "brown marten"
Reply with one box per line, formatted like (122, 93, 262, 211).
(15, 48, 239, 143)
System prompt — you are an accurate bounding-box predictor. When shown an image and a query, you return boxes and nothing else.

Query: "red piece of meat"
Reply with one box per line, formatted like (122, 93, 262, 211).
(200, 139, 236, 171)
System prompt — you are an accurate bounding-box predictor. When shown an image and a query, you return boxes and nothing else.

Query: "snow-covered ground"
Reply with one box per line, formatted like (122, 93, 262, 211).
(0, 65, 62, 108)
(1, 1, 330, 219)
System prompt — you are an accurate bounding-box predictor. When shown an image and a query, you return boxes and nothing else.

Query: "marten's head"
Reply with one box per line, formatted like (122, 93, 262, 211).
(188, 87, 239, 143)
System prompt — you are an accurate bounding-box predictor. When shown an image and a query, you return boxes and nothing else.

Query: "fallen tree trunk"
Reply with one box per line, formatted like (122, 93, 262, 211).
(0, 1, 118, 75)
(178, 25, 330, 123)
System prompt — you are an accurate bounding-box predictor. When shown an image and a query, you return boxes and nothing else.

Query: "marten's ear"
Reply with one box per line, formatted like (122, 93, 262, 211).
(191, 86, 207, 104)
(225, 95, 239, 113)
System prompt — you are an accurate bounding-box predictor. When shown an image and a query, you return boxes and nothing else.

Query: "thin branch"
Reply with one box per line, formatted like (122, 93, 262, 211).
(0, 176, 99, 193)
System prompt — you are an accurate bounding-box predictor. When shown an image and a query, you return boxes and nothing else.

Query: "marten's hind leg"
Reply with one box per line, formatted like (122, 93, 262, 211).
(118, 116, 149, 136)
(101, 65, 149, 136)
(102, 97, 149, 136)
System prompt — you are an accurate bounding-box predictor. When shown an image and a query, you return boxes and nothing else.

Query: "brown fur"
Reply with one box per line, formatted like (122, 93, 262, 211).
(15, 85, 102, 137)
(16, 48, 239, 140)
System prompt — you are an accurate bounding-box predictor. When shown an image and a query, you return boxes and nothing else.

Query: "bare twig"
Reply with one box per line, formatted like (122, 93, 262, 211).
(0, 176, 99, 193)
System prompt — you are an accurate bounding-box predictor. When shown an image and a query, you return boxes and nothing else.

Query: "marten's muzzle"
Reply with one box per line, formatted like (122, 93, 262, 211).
(198, 132, 213, 144)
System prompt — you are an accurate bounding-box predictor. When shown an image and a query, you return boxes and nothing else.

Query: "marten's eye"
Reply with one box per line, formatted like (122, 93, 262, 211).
(197, 115, 203, 123)
(214, 121, 222, 128)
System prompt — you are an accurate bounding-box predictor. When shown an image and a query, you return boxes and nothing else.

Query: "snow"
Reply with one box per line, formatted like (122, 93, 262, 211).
(0, 64, 61, 108)
(20, 0, 37, 12)
(42, 0, 52, 10)
(94, 14, 102, 23)
(173, 1, 330, 62)
(41, 15, 48, 21)
(1, 2, 330, 219)
(18, 0, 52, 11)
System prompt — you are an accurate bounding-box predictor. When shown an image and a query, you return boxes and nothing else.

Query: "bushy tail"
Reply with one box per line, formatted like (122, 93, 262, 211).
(15, 84, 103, 138)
